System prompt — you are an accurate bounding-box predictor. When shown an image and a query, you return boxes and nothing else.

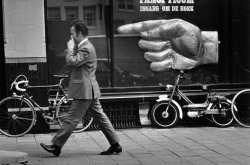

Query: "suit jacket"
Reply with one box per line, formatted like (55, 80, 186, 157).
(65, 39, 101, 99)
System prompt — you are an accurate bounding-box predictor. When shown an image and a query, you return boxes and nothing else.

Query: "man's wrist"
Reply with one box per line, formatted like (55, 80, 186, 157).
(201, 31, 219, 64)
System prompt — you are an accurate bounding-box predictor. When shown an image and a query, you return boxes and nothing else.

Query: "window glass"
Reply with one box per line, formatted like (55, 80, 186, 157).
(83, 6, 96, 28)
(47, 7, 61, 20)
(118, 0, 126, 10)
(126, 0, 134, 10)
(118, 0, 135, 11)
(113, 0, 223, 87)
(113, 19, 125, 34)
(64, 0, 78, 2)
(65, 6, 79, 21)
(46, 0, 250, 88)
(46, 0, 110, 87)
(232, 0, 250, 82)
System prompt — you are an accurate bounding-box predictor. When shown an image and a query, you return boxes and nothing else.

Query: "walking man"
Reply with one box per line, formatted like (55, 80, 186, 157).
(40, 20, 122, 157)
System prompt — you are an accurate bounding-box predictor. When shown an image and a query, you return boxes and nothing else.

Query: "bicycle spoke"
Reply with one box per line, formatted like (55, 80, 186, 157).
(6, 119, 14, 135)
(0, 103, 11, 115)
(151, 101, 179, 128)
(57, 114, 67, 118)
(211, 101, 233, 127)
(16, 119, 31, 130)
(0, 97, 35, 137)
(16, 116, 34, 121)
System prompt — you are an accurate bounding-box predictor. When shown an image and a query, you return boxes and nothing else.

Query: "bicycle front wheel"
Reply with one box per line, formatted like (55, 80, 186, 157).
(231, 89, 250, 127)
(0, 97, 35, 137)
(151, 101, 179, 128)
(56, 96, 93, 133)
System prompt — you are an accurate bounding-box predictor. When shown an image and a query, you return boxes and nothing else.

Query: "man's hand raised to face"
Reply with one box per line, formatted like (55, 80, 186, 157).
(117, 19, 219, 71)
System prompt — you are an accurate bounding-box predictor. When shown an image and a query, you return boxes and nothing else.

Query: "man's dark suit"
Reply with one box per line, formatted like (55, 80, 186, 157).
(51, 39, 119, 147)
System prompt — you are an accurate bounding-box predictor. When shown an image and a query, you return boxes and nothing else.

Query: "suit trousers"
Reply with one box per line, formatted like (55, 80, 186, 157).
(52, 99, 120, 147)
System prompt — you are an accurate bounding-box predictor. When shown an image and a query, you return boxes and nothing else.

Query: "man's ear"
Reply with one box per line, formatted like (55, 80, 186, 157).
(78, 31, 83, 37)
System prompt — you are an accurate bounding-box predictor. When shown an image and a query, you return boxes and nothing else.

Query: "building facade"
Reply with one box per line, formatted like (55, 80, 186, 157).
(1, 0, 250, 114)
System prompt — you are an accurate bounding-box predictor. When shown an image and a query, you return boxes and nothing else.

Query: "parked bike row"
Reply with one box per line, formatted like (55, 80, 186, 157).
(0, 70, 249, 137)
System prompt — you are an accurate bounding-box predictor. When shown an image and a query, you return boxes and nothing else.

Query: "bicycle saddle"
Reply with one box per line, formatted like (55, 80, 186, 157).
(53, 74, 68, 78)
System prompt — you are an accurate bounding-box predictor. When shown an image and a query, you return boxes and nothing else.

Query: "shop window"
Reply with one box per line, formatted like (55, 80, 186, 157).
(47, 7, 61, 20)
(46, 0, 109, 87)
(65, 6, 79, 21)
(64, 0, 78, 2)
(118, 0, 135, 11)
(118, 0, 125, 10)
(113, 19, 125, 34)
(126, 0, 134, 10)
(83, 6, 96, 28)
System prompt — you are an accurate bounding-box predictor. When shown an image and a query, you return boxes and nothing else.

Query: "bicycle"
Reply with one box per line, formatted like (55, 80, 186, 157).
(151, 70, 235, 128)
(230, 68, 250, 127)
(0, 74, 93, 137)
(231, 89, 250, 127)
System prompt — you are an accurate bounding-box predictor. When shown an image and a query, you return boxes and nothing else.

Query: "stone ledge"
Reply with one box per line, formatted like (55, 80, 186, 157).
(0, 150, 28, 165)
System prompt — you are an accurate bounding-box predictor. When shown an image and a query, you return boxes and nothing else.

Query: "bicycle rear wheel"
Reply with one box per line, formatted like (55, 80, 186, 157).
(0, 97, 35, 137)
(211, 100, 234, 127)
(56, 96, 93, 133)
(231, 89, 250, 127)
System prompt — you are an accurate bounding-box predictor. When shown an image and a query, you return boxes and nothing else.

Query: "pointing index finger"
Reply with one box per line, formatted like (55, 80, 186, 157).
(138, 39, 170, 51)
(117, 20, 167, 34)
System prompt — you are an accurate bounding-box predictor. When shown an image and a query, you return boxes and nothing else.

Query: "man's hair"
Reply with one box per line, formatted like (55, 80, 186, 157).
(71, 19, 89, 36)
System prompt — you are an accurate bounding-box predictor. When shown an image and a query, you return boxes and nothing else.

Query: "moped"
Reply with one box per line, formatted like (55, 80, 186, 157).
(151, 70, 235, 128)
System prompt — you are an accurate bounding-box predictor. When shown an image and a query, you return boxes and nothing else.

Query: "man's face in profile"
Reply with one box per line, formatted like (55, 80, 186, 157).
(70, 26, 81, 44)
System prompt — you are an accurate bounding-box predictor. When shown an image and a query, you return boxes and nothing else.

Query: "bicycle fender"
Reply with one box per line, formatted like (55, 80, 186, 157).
(156, 95, 183, 119)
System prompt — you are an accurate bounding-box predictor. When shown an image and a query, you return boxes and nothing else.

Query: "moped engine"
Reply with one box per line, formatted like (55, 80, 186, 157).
(187, 111, 199, 118)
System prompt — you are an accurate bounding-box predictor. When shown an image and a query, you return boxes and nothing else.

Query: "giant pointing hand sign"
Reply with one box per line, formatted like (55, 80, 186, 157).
(117, 19, 219, 71)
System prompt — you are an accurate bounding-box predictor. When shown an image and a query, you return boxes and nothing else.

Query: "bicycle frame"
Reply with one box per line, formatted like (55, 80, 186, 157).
(168, 73, 194, 105)
(156, 72, 186, 119)
(165, 71, 194, 112)
(12, 77, 68, 120)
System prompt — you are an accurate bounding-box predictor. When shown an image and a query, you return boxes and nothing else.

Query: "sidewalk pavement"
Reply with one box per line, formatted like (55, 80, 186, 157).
(1, 127, 250, 165)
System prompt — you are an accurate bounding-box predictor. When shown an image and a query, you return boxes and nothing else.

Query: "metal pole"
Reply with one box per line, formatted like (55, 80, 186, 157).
(227, 0, 233, 83)
(109, 0, 115, 87)
(0, 0, 7, 100)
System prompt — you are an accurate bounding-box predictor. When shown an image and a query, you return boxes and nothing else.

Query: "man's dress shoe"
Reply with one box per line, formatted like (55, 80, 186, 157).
(100, 144, 122, 155)
(40, 143, 61, 157)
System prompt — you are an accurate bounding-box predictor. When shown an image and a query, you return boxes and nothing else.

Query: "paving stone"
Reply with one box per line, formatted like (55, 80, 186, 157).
(1, 127, 250, 165)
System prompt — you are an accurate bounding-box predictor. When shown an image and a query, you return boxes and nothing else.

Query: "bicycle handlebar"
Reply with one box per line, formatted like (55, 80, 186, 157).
(179, 70, 185, 77)
(10, 75, 29, 92)
(11, 80, 29, 92)
(10, 74, 68, 92)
